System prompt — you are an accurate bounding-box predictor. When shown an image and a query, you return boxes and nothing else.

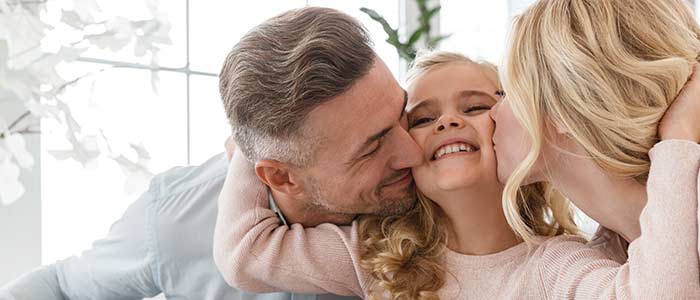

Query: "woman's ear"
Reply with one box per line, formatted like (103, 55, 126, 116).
(254, 160, 306, 197)
(546, 119, 569, 135)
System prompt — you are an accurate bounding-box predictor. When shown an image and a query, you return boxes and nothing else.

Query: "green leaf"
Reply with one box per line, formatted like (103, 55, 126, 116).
(407, 47, 417, 60)
(386, 38, 400, 49)
(415, 0, 429, 14)
(407, 27, 425, 46)
(360, 7, 399, 40)
(426, 6, 441, 20)
(427, 34, 452, 49)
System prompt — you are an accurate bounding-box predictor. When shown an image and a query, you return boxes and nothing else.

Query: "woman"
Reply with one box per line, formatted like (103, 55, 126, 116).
(214, 50, 700, 299)
(490, 0, 700, 268)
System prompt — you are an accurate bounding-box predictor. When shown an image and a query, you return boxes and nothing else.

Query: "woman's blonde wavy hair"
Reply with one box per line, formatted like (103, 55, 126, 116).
(501, 0, 700, 243)
(358, 51, 579, 300)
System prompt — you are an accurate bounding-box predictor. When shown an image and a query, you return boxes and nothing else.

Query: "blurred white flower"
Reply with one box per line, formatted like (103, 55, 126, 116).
(4, 133, 34, 168)
(0, 146, 24, 206)
(0, 5, 50, 59)
(130, 142, 151, 162)
(49, 134, 101, 166)
(0, 39, 43, 102)
(60, 9, 85, 29)
(0, 143, 8, 161)
(25, 99, 60, 120)
(114, 154, 153, 194)
(0, 0, 170, 205)
(72, 0, 101, 23)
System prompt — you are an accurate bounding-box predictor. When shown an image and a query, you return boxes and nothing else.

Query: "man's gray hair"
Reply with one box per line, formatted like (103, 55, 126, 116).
(219, 7, 376, 166)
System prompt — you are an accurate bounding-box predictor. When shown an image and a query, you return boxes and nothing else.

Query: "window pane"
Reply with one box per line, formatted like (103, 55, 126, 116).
(439, 1, 510, 64)
(41, 66, 188, 263)
(509, 0, 538, 16)
(189, 75, 230, 166)
(189, 0, 306, 73)
(307, 0, 401, 79)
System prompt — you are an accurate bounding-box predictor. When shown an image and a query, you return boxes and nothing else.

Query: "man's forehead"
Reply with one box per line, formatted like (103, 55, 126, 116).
(308, 85, 403, 148)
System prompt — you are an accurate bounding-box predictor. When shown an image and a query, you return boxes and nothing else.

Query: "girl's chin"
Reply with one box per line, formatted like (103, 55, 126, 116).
(414, 167, 499, 191)
(435, 175, 484, 191)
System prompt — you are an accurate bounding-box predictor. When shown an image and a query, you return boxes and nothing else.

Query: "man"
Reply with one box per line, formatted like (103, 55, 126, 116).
(215, 6, 421, 228)
(1, 6, 422, 300)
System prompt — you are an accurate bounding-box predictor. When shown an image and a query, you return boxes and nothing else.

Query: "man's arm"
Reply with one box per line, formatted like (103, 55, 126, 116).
(1, 265, 66, 299)
(1, 187, 162, 300)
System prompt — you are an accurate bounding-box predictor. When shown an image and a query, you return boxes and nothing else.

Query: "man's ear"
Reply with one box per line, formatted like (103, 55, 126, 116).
(254, 160, 305, 197)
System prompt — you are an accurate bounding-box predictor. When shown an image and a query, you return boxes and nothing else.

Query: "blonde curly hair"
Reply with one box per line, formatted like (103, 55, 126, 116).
(358, 51, 579, 300)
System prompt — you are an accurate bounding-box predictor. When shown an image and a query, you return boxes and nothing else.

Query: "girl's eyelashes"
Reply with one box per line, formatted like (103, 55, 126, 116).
(408, 98, 494, 129)
(463, 105, 492, 114)
(410, 117, 434, 128)
(409, 105, 492, 128)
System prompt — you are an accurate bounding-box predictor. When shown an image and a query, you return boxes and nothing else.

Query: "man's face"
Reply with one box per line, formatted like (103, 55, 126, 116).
(299, 58, 424, 217)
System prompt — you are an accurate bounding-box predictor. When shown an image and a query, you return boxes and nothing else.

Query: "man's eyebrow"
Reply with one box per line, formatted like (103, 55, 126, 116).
(347, 91, 406, 166)
(346, 126, 392, 166)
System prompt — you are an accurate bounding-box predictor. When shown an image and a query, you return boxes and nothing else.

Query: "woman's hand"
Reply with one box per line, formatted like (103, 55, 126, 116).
(658, 64, 700, 143)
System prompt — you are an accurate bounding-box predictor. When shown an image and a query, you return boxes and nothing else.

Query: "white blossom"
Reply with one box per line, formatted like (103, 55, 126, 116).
(0, 0, 170, 205)
(4, 133, 34, 168)
(0, 146, 24, 206)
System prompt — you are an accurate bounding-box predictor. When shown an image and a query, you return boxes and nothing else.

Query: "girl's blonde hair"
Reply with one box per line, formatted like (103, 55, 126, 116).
(358, 51, 578, 300)
(501, 0, 700, 243)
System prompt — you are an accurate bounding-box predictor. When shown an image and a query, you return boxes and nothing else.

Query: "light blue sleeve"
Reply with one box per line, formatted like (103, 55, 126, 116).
(54, 188, 162, 300)
(1, 264, 67, 300)
(1, 188, 162, 300)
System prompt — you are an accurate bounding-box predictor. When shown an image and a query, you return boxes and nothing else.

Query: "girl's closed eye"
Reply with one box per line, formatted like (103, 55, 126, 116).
(463, 105, 492, 114)
(410, 116, 435, 128)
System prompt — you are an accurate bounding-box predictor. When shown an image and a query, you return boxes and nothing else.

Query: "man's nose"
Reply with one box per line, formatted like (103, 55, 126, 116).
(390, 128, 424, 170)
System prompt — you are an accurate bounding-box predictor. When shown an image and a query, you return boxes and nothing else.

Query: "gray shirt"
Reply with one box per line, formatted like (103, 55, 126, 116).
(1, 154, 358, 300)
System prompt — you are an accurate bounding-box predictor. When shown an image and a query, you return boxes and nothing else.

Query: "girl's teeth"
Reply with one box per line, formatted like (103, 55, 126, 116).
(434, 142, 479, 160)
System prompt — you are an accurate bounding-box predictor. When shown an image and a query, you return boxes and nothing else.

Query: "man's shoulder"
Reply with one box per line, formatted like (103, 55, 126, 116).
(149, 153, 228, 200)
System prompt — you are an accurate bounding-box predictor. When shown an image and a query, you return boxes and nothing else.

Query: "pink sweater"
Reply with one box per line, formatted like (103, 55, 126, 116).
(213, 140, 700, 299)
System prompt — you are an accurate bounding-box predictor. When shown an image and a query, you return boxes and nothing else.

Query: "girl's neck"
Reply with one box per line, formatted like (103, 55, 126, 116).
(435, 183, 521, 256)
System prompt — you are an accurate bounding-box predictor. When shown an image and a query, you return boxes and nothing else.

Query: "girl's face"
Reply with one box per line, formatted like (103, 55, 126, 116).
(407, 62, 501, 199)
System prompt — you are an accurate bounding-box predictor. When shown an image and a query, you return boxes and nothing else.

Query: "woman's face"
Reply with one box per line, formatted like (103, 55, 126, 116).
(490, 95, 555, 185)
(489, 97, 533, 184)
(407, 62, 501, 199)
